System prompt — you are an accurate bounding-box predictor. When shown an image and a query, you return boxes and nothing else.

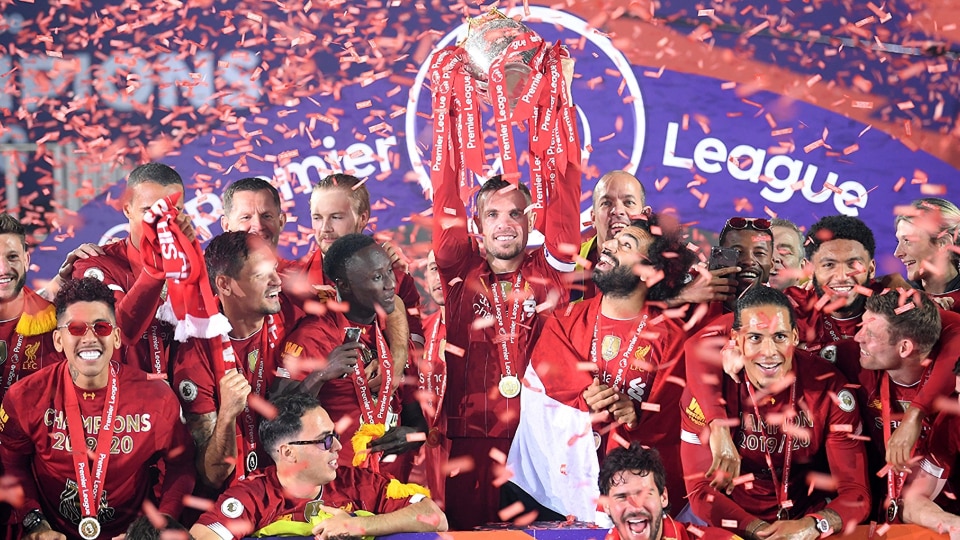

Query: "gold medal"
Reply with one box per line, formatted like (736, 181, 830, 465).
(498, 375, 521, 398)
(79, 517, 101, 540)
(592, 431, 602, 451)
(887, 499, 900, 523)
(427, 427, 441, 447)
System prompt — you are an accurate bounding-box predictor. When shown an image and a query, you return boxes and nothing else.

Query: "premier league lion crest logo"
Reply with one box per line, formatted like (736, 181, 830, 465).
(59, 479, 115, 524)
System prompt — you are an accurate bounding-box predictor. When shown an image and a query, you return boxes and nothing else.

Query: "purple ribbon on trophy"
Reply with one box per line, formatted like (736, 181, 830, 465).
(428, 8, 580, 224)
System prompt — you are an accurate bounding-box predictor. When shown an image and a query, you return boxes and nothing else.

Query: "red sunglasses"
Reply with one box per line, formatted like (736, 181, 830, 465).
(57, 321, 116, 337)
(726, 217, 772, 231)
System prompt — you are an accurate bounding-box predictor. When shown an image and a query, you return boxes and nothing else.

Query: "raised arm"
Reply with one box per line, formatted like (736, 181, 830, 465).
(311, 498, 448, 539)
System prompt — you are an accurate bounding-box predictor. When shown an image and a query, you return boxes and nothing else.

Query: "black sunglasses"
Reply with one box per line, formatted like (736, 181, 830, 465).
(287, 432, 340, 450)
(726, 217, 772, 231)
(57, 321, 116, 337)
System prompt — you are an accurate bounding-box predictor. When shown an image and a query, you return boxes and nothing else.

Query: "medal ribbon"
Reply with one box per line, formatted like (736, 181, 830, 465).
(148, 324, 163, 375)
(233, 313, 282, 481)
(745, 379, 797, 519)
(350, 321, 394, 425)
(3, 332, 26, 394)
(63, 363, 119, 525)
(421, 314, 447, 426)
(589, 312, 650, 390)
(428, 49, 462, 197)
(881, 367, 931, 520)
(487, 272, 525, 385)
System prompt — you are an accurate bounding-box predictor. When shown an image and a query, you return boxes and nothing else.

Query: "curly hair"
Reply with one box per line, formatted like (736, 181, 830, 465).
(641, 213, 698, 302)
(599, 442, 666, 496)
(805, 215, 876, 260)
(54, 277, 117, 321)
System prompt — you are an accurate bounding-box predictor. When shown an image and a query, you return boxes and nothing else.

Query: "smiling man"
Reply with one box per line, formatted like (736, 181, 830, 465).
(600, 444, 738, 540)
(680, 286, 869, 539)
(279, 234, 427, 482)
(717, 217, 773, 313)
(190, 392, 447, 540)
(0, 277, 194, 540)
(431, 167, 581, 528)
(72, 163, 196, 377)
(769, 218, 806, 291)
(220, 178, 288, 249)
(0, 214, 59, 402)
(575, 171, 652, 302)
(172, 232, 304, 494)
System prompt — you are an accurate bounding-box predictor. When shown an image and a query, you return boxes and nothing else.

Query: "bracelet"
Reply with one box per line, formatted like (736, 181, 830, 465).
(747, 520, 769, 537)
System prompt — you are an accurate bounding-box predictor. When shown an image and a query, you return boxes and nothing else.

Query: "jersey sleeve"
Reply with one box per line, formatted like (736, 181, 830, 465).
(910, 310, 960, 415)
(678, 387, 758, 530)
(920, 412, 960, 480)
(196, 484, 262, 540)
(0, 390, 42, 522)
(343, 468, 417, 515)
(155, 384, 197, 517)
(279, 315, 341, 381)
(396, 272, 424, 344)
(821, 376, 871, 525)
(683, 315, 735, 425)
(172, 338, 218, 416)
(430, 152, 474, 280)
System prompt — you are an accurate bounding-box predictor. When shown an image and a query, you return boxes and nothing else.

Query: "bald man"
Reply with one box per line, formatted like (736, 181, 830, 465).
(575, 171, 651, 302)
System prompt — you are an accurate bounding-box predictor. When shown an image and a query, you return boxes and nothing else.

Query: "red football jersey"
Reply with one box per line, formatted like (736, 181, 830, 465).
(417, 310, 447, 427)
(172, 297, 302, 478)
(280, 311, 406, 469)
(0, 296, 60, 402)
(530, 296, 688, 502)
(679, 350, 870, 530)
(195, 465, 414, 540)
(0, 361, 195, 539)
(292, 248, 425, 342)
(71, 239, 174, 375)
(785, 286, 865, 349)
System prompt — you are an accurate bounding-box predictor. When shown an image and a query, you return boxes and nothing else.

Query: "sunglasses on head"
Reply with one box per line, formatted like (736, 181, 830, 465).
(57, 321, 116, 337)
(287, 431, 340, 451)
(726, 217, 772, 231)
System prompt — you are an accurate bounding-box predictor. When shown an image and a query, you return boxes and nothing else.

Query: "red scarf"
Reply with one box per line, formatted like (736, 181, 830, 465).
(141, 193, 230, 341)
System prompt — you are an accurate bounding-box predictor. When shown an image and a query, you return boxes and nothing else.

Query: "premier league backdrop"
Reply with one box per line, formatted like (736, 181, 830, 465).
(1, 0, 958, 281)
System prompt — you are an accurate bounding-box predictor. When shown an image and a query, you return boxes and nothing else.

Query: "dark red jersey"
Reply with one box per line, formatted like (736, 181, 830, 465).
(172, 297, 302, 478)
(0, 361, 195, 539)
(72, 239, 174, 375)
(280, 311, 407, 469)
(679, 350, 870, 530)
(0, 287, 61, 402)
(292, 248, 425, 343)
(195, 465, 417, 540)
(529, 296, 689, 507)
(784, 286, 865, 350)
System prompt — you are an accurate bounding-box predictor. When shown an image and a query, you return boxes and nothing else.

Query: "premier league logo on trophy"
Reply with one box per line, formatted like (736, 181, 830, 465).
(458, 9, 539, 106)
(427, 7, 579, 224)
